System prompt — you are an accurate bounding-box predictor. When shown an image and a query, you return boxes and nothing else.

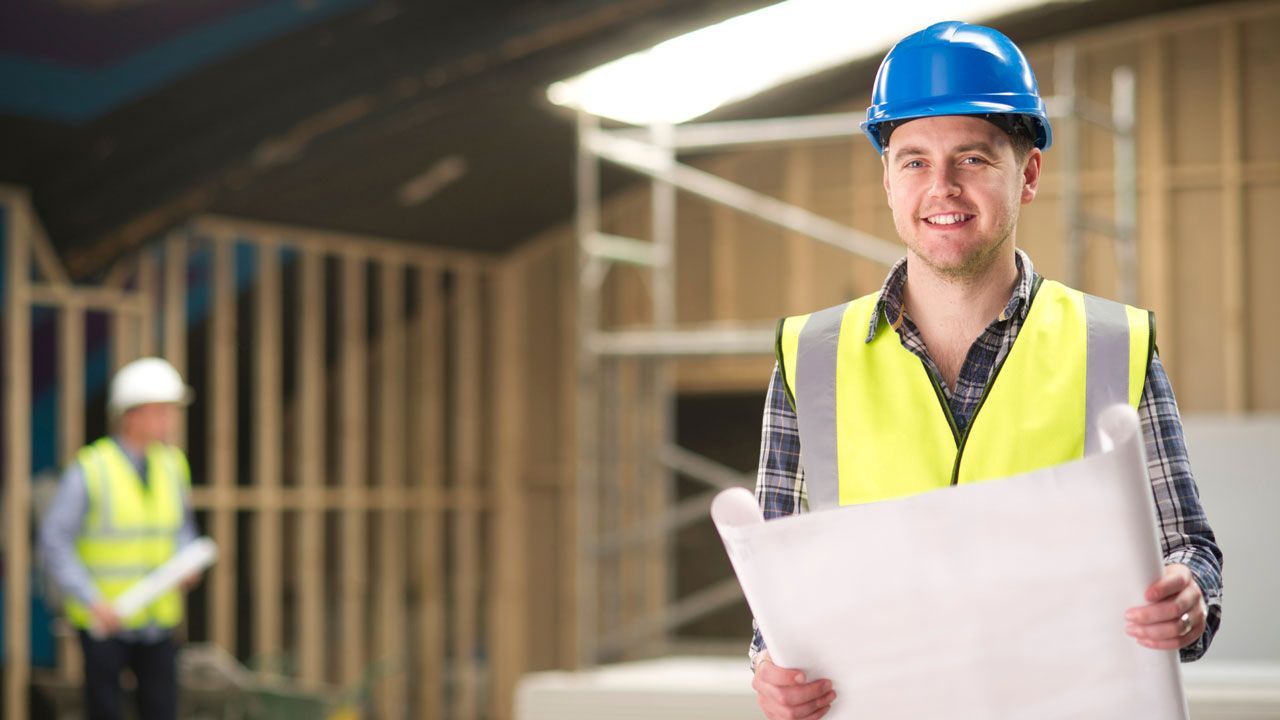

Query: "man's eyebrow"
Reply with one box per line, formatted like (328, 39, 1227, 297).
(890, 142, 1000, 161)
(890, 145, 928, 161)
(953, 142, 999, 155)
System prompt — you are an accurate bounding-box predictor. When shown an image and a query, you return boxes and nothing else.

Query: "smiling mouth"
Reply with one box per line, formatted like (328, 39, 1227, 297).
(923, 213, 975, 226)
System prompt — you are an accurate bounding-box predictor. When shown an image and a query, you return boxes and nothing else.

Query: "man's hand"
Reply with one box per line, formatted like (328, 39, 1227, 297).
(180, 572, 201, 592)
(751, 651, 837, 720)
(90, 602, 123, 637)
(1125, 563, 1206, 650)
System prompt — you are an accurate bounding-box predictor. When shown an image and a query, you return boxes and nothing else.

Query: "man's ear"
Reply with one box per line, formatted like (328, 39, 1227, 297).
(1020, 147, 1043, 204)
(882, 153, 893, 208)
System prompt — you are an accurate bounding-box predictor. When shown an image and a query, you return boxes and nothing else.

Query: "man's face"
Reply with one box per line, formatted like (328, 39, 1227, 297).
(122, 403, 181, 445)
(881, 116, 1041, 280)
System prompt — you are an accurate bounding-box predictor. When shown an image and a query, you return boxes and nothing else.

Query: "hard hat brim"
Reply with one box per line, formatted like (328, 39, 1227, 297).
(862, 98, 1053, 155)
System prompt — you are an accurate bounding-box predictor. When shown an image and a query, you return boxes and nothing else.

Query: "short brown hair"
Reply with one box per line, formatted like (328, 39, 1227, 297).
(881, 113, 1037, 160)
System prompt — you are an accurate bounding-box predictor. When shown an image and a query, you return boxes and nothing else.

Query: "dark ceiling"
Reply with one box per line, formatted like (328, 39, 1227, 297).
(0, 0, 1225, 279)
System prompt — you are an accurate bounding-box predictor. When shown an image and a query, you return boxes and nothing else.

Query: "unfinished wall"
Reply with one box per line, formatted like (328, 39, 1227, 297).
(2, 197, 529, 720)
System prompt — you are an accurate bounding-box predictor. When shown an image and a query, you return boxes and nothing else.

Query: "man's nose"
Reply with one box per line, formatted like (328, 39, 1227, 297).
(927, 166, 962, 198)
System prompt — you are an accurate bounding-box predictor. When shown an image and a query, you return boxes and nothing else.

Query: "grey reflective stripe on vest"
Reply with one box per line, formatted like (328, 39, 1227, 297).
(1083, 294, 1132, 455)
(81, 527, 175, 540)
(84, 564, 163, 579)
(794, 303, 849, 510)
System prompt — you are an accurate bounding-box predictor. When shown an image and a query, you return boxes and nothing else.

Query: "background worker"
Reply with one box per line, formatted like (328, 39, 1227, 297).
(39, 357, 201, 720)
(748, 22, 1223, 720)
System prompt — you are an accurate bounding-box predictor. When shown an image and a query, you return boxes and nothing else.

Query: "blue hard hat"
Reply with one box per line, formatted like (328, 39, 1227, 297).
(861, 21, 1053, 154)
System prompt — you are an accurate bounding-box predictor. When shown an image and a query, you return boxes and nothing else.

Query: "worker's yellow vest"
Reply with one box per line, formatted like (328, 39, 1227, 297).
(776, 279, 1153, 510)
(64, 437, 190, 630)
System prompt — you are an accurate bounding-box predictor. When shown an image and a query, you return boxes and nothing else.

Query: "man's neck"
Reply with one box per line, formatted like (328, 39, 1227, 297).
(900, 249, 1020, 389)
(114, 432, 150, 458)
(902, 250, 1019, 333)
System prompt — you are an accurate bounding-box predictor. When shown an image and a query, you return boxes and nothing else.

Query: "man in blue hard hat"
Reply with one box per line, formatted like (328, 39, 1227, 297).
(748, 22, 1222, 719)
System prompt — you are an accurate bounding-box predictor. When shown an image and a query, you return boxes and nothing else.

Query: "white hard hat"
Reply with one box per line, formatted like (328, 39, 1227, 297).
(108, 357, 194, 415)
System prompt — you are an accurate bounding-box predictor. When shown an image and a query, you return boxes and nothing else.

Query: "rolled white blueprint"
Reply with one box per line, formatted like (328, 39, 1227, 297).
(91, 536, 218, 638)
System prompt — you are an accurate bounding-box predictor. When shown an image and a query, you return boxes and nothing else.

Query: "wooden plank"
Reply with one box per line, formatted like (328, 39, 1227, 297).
(103, 257, 133, 289)
(558, 242, 579, 668)
(253, 243, 284, 663)
(112, 257, 140, 373)
(490, 261, 528, 720)
(850, 143, 885, 300)
(27, 285, 149, 313)
(4, 196, 33, 720)
(208, 236, 238, 655)
(193, 214, 489, 271)
(596, 358, 619, 646)
(58, 302, 86, 683)
(137, 251, 159, 357)
(615, 359, 638, 651)
(784, 145, 815, 314)
(374, 262, 407, 718)
(415, 265, 446, 717)
(452, 270, 482, 720)
(21, 201, 70, 286)
(1138, 36, 1175, 377)
(163, 234, 188, 449)
(339, 254, 368, 686)
(187, 485, 493, 512)
(295, 250, 326, 688)
(643, 360, 669, 658)
(59, 308, 86, 467)
(1220, 22, 1247, 412)
(709, 157, 738, 322)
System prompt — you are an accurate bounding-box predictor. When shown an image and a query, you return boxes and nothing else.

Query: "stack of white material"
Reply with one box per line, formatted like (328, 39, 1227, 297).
(515, 656, 758, 720)
(515, 657, 1280, 720)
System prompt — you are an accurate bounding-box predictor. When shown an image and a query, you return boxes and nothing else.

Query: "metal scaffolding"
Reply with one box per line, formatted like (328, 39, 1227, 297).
(571, 48, 1137, 667)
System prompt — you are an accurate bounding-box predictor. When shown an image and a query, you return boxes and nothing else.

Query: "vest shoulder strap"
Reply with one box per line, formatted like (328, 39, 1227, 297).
(775, 292, 881, 412)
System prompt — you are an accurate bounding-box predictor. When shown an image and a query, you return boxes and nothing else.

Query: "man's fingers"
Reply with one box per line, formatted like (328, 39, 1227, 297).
(789, 690, 838, 719)
(1126, 583, 1199, 624)
(752, 660, 836, 720)
(1144, 564, 1191, 602)
(758, 688, 837, 720)
(776, 679, 833, 708)
(1126, 618, 1185, 642)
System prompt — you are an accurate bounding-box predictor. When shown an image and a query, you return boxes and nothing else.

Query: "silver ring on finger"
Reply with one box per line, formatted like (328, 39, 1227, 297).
(1178, 612, 1192, 637)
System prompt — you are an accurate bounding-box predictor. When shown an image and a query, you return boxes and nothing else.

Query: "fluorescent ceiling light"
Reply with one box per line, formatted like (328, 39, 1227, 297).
(548, 0, 1061, 126)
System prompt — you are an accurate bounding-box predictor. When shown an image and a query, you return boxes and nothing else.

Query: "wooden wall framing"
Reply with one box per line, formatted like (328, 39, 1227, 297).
(2, 200, 528, 719)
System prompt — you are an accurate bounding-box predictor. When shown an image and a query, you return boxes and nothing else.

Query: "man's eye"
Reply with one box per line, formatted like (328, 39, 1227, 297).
(961, 156, 984, 165)
(905, 160, 924, 169)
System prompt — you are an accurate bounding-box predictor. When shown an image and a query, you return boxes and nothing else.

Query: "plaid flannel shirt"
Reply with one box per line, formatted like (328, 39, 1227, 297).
(750, 249, 1224, 666)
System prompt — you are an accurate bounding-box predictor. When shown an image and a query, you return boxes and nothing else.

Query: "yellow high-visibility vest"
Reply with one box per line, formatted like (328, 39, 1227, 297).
(64, 437, 190, 630)
(776, 279, 1152, 510)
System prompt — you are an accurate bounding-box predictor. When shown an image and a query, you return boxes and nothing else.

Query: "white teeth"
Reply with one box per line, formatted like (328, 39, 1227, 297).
(926, 213, 968, 225)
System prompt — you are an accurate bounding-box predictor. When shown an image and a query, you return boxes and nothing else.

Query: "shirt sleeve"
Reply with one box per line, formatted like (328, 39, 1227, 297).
(38, 462, 102, 607)
(749, 364, 808, 669)
(1138, 352, 1224, 662)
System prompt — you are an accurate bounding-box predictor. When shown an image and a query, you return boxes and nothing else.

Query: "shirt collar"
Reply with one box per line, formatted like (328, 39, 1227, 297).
(865, 248, 1037, 343)
(111, 435, 148, 469)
